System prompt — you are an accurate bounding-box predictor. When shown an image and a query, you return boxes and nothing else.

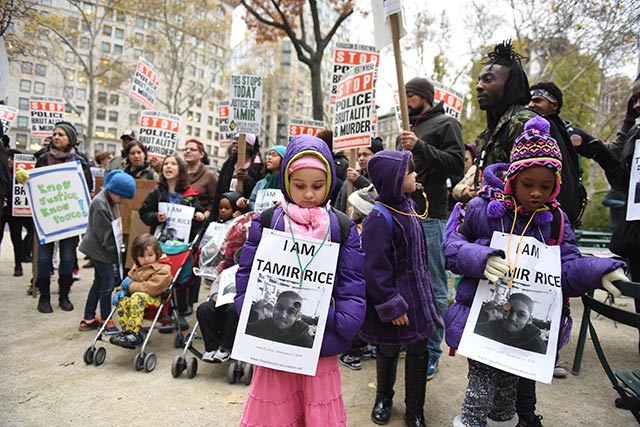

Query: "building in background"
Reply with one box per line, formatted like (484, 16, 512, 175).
(4, 0, 235, 171)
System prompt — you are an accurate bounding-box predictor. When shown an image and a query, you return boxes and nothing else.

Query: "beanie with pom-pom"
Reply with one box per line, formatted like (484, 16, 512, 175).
(503, 116, 563, 202)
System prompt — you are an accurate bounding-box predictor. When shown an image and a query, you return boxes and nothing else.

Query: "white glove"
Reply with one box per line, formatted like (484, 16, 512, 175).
(484, 256, 510, 283)
(601, 268, 627, 298)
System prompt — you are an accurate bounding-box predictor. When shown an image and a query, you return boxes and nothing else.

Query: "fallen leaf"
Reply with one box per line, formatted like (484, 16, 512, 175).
(59, 360, 74, 367)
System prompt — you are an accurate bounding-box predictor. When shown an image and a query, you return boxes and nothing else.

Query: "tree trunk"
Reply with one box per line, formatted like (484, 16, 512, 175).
(310, 61, 323, 121)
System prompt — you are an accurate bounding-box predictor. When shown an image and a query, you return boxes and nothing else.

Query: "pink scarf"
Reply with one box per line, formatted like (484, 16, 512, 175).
(283, 202, 329, 240)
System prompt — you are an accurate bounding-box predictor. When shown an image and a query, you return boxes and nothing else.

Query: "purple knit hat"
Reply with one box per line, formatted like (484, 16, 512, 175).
(503, 116, 563, 202)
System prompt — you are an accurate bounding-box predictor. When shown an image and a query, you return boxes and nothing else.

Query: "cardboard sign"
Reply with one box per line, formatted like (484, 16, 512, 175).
(129, 57, 161, 109)
(0, 104, 17, 134)
(331, 43, 379, 104)
(12, 154, 36, 217)
(288, 118, 325, 139)
(29, 96, 65, 138)
(218, 101, 234, 148)
(229, 75, 262, 135)
(25, 162, 91, 244)
(138, 110, 181, 159)
(433, 82, 464, 120)
(458, 232, 562, 384)
(232, 229, 339, 376)
(333, 62, 376, 151)
(626, 139, 640, 220)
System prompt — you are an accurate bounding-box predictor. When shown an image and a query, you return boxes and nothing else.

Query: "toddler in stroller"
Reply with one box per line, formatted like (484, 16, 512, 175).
(110, 234, 172, 348)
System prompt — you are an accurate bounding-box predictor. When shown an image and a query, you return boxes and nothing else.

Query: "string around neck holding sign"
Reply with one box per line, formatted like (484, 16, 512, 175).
(284, 205, 331, 287)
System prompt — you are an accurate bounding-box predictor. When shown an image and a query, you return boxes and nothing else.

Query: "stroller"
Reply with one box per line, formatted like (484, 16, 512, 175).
(172, 214, 255, 384)
(83, 220, 209, 373)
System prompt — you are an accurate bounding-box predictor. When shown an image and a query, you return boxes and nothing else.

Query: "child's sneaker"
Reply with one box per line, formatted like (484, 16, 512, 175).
(78, 318, 103, 332)
(111, 331, 143, 349)
(339, 353, 362, 370)
(104, 319, 119, 335)
(360, 346, 375, 360)
(202, 350, 218, 363)
(213, 347, 230, 363)
(553, 364, 567, 378)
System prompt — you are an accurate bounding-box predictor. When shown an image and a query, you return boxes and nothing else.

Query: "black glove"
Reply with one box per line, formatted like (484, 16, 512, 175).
(568, 127, 600, 158)
(626, 95, 640, 121)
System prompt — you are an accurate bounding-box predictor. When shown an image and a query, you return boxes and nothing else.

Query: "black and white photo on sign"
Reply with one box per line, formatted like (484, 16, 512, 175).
(626, 139, 640, 220)
(231, 229, 339, 376)
(215, 264, 239, 308)
(154, 202, 194, 244)
(458, 232, 562, 384)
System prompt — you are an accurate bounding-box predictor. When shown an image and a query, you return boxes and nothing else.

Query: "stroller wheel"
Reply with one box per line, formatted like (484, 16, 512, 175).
(144, 353, 157, 373)
(186, 357, 198, 378)
(133, 353, 144, 371)
(83, 347, 95, 365)
(171, 356, 186, 378)
(228, 362, 238, 384)
(94, 347, 107, 366)
(174, 332, 185, 349)
(242, 363, 254, 385)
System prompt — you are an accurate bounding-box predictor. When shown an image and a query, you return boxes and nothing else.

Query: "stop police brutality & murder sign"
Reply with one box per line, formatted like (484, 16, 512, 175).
(139, 110, 181, 158)
(333, 63, 375, 149)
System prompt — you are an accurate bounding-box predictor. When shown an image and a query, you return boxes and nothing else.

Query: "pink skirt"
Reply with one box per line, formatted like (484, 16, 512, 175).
(240, 356, 346, 427)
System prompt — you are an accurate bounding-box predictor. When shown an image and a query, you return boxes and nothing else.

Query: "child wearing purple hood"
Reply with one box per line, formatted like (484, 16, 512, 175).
(360, 150, 442, 427)
(234, 135, 366, 426)
(443, 117, 627, 427)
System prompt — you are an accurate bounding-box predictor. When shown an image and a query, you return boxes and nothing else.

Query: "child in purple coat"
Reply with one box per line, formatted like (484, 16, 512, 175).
(234, 135, 366, 427)
(444, 117, 627, 427)
(360, 150, 442, 427)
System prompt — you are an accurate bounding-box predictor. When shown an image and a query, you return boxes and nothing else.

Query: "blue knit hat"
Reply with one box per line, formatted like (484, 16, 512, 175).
(104, 170, 136, 199)
(269, 145, 286, 159)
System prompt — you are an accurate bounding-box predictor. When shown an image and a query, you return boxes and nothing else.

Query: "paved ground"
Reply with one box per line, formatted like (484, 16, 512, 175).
(0, 231, 637, 426)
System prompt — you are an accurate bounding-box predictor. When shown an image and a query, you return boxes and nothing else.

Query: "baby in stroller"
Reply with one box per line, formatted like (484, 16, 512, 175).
(110, 234, 172, 348)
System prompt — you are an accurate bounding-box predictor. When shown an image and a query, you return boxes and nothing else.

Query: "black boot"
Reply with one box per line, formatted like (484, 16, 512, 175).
(37, 278, 53, 314)
(58, 276, 74, 311)
(404, 352, 428, 427)
(371, 351, 398, 425)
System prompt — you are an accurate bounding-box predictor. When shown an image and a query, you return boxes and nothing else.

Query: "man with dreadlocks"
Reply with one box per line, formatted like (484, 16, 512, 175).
(472, 41, 546, 427)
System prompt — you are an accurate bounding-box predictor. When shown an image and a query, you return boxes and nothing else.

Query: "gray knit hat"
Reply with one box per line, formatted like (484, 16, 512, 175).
(405, 77, 435, 105)
(348, 184, 378, 222)
(53, 121, 78, 146)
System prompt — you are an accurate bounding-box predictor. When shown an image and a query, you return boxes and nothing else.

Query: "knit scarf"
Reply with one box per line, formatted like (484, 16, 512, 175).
(48, 147, 76, 165)
(262, 171, 280, 190)
(283, 202, 329, 240)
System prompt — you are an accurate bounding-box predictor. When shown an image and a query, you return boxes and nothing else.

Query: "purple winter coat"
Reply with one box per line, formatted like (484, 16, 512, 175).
(443, 163, 626, 350)
(359, 150, 442, 345)
(234, 135, 366, 357)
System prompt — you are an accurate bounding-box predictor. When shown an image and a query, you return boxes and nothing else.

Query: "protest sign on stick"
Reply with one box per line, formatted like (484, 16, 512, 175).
(229, 74, 262, 135)
(25, 162, 91, 244)
(288, 118, 325, 139)
(331, 43, 379, 105)
(625, 139, 640, 220)
(333, 63, 376, 151)
(138, 110, 181, 160)
(0, 104, 17, 134)
(433, 82, 464, 120)
(29, 96, 65, 138)
(12, 154, 36, 217)
(218, 101, 234, 148)
(129, 57, 161, 109)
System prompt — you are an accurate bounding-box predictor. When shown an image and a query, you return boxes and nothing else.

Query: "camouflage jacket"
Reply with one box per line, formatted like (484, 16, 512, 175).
(474, 105, 537, 186)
